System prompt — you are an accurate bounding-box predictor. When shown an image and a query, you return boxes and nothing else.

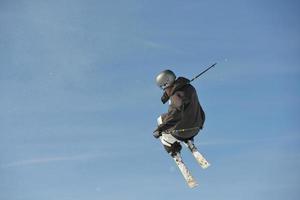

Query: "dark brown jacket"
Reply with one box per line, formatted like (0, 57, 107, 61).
(156, 77, 205, 140)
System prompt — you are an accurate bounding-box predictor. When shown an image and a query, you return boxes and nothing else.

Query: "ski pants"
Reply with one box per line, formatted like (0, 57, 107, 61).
(157, 116, 182, 155)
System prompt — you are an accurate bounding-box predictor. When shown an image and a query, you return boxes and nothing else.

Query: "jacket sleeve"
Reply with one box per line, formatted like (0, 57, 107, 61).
(161, 92, 169, 104)
(156, 91, 190, 132)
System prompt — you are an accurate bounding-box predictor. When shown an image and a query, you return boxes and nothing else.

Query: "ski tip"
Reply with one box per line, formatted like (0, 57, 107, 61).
(188, 181, 198, 188)
(199, 163, 209, 169)
(202, 162, 211, 169)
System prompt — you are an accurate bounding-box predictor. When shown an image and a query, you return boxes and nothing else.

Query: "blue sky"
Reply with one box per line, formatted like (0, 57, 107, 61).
(0, 0, 299, 199)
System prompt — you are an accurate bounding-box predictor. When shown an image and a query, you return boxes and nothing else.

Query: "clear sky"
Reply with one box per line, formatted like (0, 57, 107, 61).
(0, 0, 299, 199)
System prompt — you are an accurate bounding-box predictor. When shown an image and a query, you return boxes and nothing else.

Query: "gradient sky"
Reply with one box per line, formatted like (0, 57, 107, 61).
(1, 0, 300, 200)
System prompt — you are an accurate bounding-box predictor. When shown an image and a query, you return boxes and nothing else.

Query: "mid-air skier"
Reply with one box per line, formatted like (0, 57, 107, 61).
(153, 69, 211, 188)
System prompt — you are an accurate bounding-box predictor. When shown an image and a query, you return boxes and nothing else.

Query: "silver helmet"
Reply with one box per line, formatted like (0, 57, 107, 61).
(155, 70, 176, 89)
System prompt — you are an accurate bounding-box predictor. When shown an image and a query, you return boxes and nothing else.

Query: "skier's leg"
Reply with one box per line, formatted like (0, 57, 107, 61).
(157, 115, 182, 156)
(184, 139, 210, 169)
(160, 133, 182, 156)
(163, 141, 182, 157)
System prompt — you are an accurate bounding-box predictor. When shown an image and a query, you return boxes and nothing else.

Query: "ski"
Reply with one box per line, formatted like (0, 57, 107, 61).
(185, 140, 210, 169)
(172, 153, 198, 188)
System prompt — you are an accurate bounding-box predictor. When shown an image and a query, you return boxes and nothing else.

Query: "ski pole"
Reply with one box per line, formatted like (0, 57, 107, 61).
(189, 63, 217, 83)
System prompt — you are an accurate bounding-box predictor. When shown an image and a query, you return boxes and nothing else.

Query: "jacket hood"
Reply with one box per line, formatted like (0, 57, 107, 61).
(170, 77, 190, 95)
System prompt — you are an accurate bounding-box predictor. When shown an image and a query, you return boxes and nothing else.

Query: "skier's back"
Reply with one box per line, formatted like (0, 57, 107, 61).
(153, 69, 210, 188)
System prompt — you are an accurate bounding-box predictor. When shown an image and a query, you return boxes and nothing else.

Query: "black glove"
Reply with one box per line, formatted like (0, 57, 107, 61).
(161, 92, 169, 104)
(153, 130, 162, 139)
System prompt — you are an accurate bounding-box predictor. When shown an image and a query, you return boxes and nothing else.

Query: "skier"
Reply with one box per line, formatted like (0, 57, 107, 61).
(153, 69, 210, 188)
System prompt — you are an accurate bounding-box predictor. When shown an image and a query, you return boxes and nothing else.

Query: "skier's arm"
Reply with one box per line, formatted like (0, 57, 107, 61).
(154, 107, 181, 132)
(161, 92, 169, 104)
(155, 91, 189, 132)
